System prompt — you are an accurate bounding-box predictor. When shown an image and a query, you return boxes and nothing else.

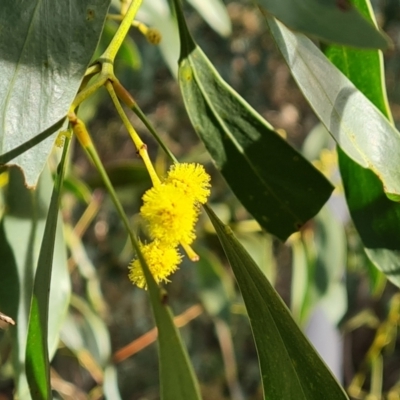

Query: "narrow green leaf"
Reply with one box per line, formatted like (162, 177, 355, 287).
(0, 0, 110, 186)
(322, 0, 400, 287)
(266, 16, 400, 199)
(139, 259, 202, 400)
(174, 0, 333, 241)
(25, 140, 71, 400)
(0, 165, 70, 399)
(206, 206, 349, 399)
(257, 0, 389, 49)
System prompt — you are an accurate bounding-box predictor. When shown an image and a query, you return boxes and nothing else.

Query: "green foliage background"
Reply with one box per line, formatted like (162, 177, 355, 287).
(1, 0, 400, 399)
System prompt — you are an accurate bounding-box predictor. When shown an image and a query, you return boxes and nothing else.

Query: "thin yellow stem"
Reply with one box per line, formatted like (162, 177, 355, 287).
(107, 14, 124, 21)
(68, 112, 93, 148)
(84, 63, 101, 77)
(107, 15, 160, 44)
(68, 114, 139, 250)
(120, 0, 129, 15)
(102, 0, 143, 62)
(107, 14, 147, 32)
(181, 243, 199, 262)
(70, 76, 108, 111)
(105, 81, 160, 185)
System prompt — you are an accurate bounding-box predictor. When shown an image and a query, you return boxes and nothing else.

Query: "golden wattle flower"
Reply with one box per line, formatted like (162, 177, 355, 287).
(128, 163, 211, 288)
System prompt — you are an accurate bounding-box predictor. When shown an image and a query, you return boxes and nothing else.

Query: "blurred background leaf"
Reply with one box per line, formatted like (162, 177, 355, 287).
(257, 0, 389, 48)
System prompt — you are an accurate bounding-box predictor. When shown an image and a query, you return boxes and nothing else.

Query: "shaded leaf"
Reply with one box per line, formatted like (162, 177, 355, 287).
(313, 207, 347, 324)
(0, 0, 110, 187)
(206, 206, 349, 399)
(25, 142, 71, 399)
(0, 166, 70, 399)
(266, 16, 400, 200)
(322, 0, 400, 287)
(257, 0, 389, 49)
(86, 160, 150, 189)
(174, 0, 333, 241)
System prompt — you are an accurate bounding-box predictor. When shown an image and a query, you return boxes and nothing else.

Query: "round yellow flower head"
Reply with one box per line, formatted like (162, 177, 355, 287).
(141, 183, 198, 246)
(130, 163, 211, 288)
(165, 163, 211, 205)
(129, 241, 182, 289)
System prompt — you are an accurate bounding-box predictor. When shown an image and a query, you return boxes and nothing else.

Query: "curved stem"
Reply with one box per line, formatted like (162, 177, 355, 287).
(105, 81, 161, 185)
(101, 0, 143, 62)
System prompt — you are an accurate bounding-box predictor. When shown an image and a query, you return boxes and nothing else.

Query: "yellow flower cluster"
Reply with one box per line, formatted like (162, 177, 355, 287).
(129, 163, 211, 288)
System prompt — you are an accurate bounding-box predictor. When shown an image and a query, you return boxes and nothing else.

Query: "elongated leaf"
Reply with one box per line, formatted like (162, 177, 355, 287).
(323, 0, 400, 286)
(266, 16, 400, 200)
(0, 165, 70, 400)
(25, 141, 71, 400)
(0, 0, 110, 187)
(138, 257, 202, 400)
(257, 0, 389, 49)
(206, 206, 349, 399)
(174, 0, 333, 241)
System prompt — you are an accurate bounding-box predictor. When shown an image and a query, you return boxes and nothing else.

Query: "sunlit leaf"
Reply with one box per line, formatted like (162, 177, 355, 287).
(0, 0, 110, 186)
(322, 0, 400, 287)
(266, 16, 400, 200)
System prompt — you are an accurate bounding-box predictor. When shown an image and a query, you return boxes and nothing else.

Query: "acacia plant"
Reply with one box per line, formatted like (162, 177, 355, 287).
(0, 0, 398, 399)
